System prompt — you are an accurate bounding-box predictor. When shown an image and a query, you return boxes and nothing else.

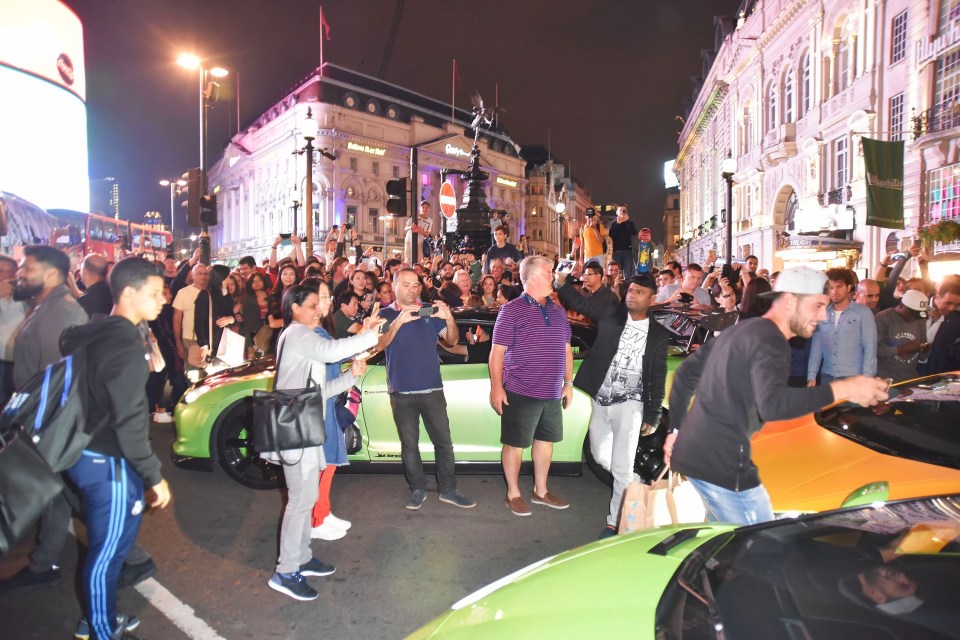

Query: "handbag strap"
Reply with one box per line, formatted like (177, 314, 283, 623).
(273, 328, 314, 391)
(207, 290, 214, 360)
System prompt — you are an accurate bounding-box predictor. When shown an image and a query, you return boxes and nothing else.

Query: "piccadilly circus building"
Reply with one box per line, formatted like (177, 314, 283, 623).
(672, 0, 960, 278)
(207, 64, 527, 264)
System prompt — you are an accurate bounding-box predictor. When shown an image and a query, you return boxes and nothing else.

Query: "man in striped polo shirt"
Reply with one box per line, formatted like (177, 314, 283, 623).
(490, 256, 573, 516)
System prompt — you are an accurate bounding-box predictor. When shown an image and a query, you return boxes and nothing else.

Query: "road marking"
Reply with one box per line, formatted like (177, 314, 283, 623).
(136, 579, 227, 640)
(68, 521, 226, 640)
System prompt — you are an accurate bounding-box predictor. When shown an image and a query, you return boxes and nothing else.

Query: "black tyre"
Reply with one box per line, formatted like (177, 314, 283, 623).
(583, 409, 670, 488)
(213, 398, 285, 490)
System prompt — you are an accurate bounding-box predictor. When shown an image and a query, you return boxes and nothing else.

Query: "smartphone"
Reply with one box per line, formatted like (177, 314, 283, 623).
(372, 245, 383, 252)
(557, 259, 575, 274)
(279, 232, 292, 247)
(417, 305, 439, 317)
(678, 292, 694, 304)
(721, 263, 734, 283)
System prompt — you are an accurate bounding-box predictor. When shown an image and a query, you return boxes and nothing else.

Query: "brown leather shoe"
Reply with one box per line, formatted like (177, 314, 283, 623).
(531, 490, 569, 510)
(505, 495, 531, 516)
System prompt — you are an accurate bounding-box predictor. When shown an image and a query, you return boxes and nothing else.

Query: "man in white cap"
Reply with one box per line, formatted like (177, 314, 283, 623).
(875, 289, 930, 383)
(664, 266, 890, 525)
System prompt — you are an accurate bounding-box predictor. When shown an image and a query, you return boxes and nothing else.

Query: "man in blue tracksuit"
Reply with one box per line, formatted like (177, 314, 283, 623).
(62, 257, 172, 640)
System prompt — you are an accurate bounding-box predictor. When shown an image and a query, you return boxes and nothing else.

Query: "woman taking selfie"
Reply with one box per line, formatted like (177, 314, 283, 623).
(298, 278, 368, 542)
(267, 283, 383, 602)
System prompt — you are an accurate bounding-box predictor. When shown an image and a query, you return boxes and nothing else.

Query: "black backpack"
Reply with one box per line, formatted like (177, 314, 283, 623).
(0, 347, 104, 554)
(0, 347, 101, 474)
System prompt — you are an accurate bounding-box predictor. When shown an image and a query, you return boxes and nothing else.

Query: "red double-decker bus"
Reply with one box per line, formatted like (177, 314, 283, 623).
(47, 210, 172, 264)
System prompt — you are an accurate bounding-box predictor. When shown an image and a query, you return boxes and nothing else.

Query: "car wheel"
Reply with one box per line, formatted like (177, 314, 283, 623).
(582, 409, 670, 488)
(214, 398, 285, 490)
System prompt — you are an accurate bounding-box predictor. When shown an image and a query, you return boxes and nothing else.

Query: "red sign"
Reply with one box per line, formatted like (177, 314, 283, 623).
(439, 182, 457, 219)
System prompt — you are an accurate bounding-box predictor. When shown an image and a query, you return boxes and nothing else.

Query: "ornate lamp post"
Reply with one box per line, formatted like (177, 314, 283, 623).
(293, 106, 335, 259)
(720, 153, 737, 265)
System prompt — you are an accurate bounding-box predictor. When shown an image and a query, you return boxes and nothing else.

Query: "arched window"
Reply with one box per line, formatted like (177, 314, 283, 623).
(768, 83, 778, 130)
(800, 51, 812, 115)
(783, 71, 795, 123)
(742, 103, 754, 152)
(837, 37, 852, 91)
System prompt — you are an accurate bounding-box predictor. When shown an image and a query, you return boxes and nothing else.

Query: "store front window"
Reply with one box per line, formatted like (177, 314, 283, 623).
(928, 162, 960, 221)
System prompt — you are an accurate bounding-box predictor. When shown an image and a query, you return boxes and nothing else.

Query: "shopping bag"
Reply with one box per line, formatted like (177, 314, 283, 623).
(215, 328, 246, 367)
(618, 468, 669, 533)
(651, 471, 707, 526)
(619, 470, 706, 534)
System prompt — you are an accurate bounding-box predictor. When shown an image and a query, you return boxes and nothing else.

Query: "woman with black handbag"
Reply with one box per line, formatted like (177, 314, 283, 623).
(298, 278, 369, 542)
(267, 283, 382, 603)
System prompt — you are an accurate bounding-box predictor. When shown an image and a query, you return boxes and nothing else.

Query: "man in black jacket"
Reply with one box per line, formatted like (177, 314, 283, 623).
(62, 257, 172, 640)
(555, 272, 669, 538)
(664, 267, 889, 525)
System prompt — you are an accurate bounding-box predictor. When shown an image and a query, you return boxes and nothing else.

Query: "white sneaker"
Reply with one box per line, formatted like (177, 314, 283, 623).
(324, 514, 352, 531)
(152, 412, 174, 423)
(310, 521, 346, 540)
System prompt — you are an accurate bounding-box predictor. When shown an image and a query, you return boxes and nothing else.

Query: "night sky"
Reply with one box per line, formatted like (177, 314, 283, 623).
(65, 0, 734, 233)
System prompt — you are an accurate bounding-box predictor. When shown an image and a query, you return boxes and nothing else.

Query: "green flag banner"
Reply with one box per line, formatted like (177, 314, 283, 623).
(863, 137, 905, 229)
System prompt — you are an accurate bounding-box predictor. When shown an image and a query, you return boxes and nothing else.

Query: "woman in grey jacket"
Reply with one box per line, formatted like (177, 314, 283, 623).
(267, 283, 382, 602)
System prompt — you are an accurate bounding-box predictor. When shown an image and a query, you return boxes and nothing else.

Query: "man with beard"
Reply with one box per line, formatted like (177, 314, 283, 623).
(664, 267, 889, 525)
(1, 246, 88, 591)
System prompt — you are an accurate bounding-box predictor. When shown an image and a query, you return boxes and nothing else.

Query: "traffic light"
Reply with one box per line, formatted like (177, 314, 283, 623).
(199, 193, 218, 226)
(386, 178, 408, 216)
(185, 167, 203, 227)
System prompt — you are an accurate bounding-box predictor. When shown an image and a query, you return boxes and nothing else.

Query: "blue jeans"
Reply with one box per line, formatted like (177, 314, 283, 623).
(612, 250, 635, 278)
(68, 451, 144, 640)
(687, 477, 774, 525)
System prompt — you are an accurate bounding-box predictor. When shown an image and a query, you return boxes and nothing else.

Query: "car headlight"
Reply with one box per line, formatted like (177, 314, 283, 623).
(182, 384, 214, 405)
(450, 555, 556, 610)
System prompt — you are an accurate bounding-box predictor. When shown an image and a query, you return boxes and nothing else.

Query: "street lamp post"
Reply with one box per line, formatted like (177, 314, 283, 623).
(554, 200, 567, 258)
(299, 107, 320, 258)
(720, 153, 737, 266)
(292, 106, 335, 259)
(177, 53, 228, 264)
(159, 177, 186, 240)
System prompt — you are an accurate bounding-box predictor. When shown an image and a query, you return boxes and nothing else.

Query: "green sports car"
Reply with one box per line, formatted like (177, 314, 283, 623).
(408, 494, 960, 639)
(172, 306, 723, 489)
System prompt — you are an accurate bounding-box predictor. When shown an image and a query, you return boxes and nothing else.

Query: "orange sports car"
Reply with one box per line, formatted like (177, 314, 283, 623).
(753, 372, 960, 513)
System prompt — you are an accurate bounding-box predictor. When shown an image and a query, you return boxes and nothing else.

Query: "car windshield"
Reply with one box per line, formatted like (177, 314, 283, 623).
(814, 374, 960, 470)
(657, 496, 960, 639)
(651, 308, 738, 352)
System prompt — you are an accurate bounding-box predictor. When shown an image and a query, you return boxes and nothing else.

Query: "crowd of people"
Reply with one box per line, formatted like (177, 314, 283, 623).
(1, 219, 959, 634)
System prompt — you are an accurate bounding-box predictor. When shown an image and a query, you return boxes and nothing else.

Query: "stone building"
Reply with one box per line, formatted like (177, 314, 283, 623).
(207, 64, 526, 263)
(674, 0, 960, 276)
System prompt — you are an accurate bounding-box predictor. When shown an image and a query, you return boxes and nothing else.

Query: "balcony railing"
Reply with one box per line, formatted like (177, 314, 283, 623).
(820, 185, 852, 206)
(913, 103, 960, 139)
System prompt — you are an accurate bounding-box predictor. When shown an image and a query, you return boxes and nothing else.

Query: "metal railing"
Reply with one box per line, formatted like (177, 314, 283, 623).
(912, 102, 960, 139)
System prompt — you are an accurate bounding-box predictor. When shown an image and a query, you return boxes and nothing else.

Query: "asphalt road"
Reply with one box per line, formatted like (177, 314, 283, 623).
(0, 420, 611, 639)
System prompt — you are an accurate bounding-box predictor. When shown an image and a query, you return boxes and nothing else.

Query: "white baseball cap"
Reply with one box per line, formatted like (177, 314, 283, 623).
(761, 266, 827, 298)
(901, 289, 929, 317)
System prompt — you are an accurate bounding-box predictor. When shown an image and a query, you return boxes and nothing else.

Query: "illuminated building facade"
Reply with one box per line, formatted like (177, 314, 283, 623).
(674, 0, 960, 275)
(207, 64, 526, 263)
